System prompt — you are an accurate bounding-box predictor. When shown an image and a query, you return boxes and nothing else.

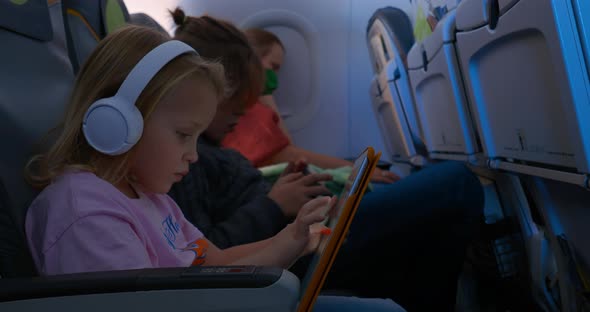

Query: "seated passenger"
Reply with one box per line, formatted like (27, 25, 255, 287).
(24, 25, 404, 312)
(168, 9, 484, 312)
(221, 28, 398, 184)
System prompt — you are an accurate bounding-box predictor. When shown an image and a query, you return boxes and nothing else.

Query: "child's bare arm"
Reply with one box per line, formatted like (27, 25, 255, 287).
(203, 196, 334, 268)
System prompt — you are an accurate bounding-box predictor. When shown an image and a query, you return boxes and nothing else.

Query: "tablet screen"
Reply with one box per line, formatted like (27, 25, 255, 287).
(298, 148, 370, 298)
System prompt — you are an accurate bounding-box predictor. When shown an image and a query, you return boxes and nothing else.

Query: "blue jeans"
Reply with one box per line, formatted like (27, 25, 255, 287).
(324, 161, 484, 312)
(314, 296, 406, 312)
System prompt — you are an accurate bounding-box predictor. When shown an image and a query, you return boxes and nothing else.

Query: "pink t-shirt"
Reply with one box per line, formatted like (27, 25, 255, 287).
(25, 171, 207, 275)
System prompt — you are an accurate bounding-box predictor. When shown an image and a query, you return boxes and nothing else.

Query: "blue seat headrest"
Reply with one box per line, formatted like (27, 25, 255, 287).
(0, 0, 53, 41)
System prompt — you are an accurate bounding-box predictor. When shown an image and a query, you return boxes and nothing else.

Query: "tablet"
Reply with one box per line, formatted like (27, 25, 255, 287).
(296, 147, 381, 312)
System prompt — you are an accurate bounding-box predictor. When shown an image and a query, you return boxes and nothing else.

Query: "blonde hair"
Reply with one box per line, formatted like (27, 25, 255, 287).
(26, 25, 226, 189)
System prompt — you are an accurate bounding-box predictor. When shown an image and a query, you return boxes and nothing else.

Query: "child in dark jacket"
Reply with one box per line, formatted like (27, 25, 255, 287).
(168, 9, 484, 312)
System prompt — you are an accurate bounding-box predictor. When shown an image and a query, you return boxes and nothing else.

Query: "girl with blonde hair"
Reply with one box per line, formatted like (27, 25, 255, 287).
(24, 25, 335, 277)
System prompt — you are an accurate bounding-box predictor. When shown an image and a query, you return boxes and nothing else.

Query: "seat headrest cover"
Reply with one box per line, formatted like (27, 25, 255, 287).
(62, 0, 104, 39)
(129, 12, 168, 35)
(0, 0, 52, 41)
(103, 0, 129, 34)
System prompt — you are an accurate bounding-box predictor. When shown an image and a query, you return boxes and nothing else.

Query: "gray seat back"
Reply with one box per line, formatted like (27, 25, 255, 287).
(406, 10, 481, 164)
(129, 13, 167, 35)
(367, 7, 428, 166)
(0, 0, 74, 277)
(0, 0, 170, 278)
(455, 0, 590, 178)
(366, 7, 414, 74)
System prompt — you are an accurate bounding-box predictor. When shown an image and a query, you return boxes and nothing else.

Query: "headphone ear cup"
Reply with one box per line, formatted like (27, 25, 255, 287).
(83, 97, 144, 155)
(80, 40, 195, 156)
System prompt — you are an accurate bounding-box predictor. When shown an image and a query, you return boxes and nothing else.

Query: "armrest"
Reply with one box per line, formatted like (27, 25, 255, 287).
(0, 266, 300, 312)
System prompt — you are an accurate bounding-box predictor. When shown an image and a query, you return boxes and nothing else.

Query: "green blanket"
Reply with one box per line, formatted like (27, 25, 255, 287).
(259, 163, 372, 196)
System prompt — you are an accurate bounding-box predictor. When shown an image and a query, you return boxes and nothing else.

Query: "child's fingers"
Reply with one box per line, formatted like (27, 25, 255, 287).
(281, 161, 296, 176)
(279, 172, 304, 183)
(305, 185, 332, 198)
(303, 224, 332, 255)
(310, 223, 332, 236)
(294, 159, 308, 172)
(327, 196, 339, 218)
(300, 209, 328, 226)
(385, 171, 401, 182)
(303, 232, 323, 255)
(302, 173, 333, 186)
(300, 195, 331, 214)
(371, 170, 400, 184)
(329, 195, 338, 206)
(296, 196, 334, 227)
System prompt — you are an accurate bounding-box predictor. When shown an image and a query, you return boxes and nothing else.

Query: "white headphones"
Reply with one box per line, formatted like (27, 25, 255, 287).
(82, 40, 198, 156)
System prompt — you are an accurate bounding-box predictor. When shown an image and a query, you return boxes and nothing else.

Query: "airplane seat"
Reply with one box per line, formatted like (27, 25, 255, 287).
(461, 172, 543, 310)
(128, 12, 168, 35)
(366, 7, 428, 167)
(63, 1, 170, 71)
(406, 10, 483, 165)
(468, 167, 560, 311)
(366, 7, 414, 74)
(454, 0, 590, 187)
(0, 182, 36, 279)
(519, 176, 590, 311)
(0, 2, 300, 311)
(62, 0, 128, 72)
(0, 0, 74, 278)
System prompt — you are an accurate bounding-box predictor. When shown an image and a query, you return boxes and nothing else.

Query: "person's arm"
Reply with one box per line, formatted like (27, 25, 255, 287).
(204, 196, 333, 269)
(169, 142, 289, 249)
(204, 226, 299, 268)
(257, 95, 354, 168)
(261, 145, 400, 183)
(262, 144, 352, 169)
(259, 95, 293, 143)
(256, 96, 399, 183)
(201, 196, 290, 248)
(202, 170, 333, 248)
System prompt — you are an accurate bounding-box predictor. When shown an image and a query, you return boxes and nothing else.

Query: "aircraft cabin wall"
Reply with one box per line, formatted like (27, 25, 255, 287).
(123, 0, 425, 160)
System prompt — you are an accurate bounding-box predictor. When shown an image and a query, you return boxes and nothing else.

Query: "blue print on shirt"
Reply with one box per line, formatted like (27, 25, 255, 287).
(162, 215, 181, 249)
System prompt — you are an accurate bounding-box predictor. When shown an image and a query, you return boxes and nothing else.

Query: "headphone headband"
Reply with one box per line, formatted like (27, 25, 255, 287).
(116, 40, 198, 105)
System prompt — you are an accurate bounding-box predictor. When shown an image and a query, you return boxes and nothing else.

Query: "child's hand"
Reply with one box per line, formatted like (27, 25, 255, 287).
(290, 196, 338, 258)
(292, 196, 336, 241)
(302, 223, 332, 256)
(277, 196, 337, 268)
(280, 158, 308, 176)
(268, 173, 332, 217)
(370, 168, 400, 184)
(304, 196, 338, 255)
